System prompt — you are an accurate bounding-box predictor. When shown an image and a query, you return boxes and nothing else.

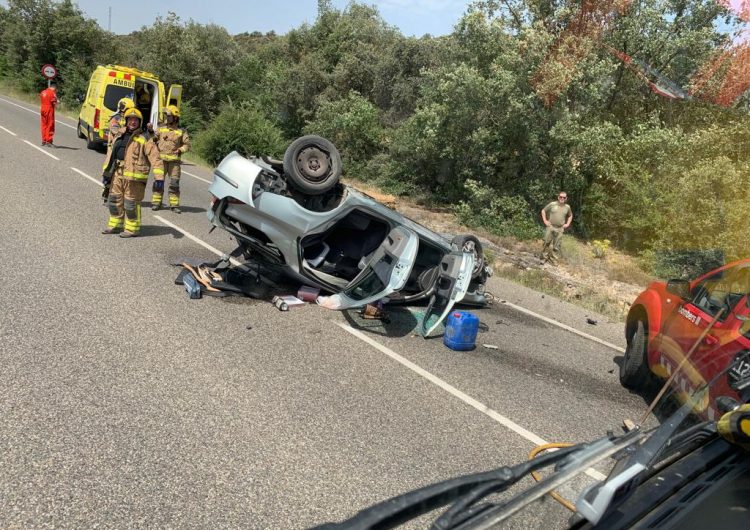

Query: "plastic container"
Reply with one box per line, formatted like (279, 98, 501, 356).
(183, 272, 202, 299)
(444, 311, 480, 351)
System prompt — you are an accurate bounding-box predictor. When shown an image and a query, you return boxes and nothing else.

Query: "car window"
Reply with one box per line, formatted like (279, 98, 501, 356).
(103, 85, 134, 112)
(690, 267, 750, 321)
(345, 269, 387, 301)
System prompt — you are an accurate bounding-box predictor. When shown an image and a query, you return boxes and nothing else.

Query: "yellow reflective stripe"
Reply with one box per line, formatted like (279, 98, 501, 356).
(160, 154, 180, 161)
(153, 168, 164, 175)
(158, 127, 183, 136)
(123, 171, 149, 181)
(133, 136, 146, 145)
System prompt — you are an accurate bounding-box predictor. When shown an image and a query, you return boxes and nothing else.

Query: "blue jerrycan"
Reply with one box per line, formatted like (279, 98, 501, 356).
(444, 311, 480, 351)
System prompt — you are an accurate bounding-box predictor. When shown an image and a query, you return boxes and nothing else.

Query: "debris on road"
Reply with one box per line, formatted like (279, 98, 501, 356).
(272, 295, 305, 311)
(183, 272, 201, 299)
(173, 254, 286, 300)
(586, 318, 598, 325)
(297, 285, 320, 302)
(359, 303, 390, 323)
(444, 311, 480, 350)
(483, 344, 499, 350)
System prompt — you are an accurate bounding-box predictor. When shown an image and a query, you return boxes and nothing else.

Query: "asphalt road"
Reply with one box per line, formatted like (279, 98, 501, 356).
(0, 95, 649, 529)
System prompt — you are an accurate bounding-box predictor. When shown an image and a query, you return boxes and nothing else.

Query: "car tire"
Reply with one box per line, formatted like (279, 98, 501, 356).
(283, 135, 342, 195)
(86, 126, 98, 150)
(620, 319, 653, 390)
(451, 234, 485, 279)
(77, 120, 86, 139)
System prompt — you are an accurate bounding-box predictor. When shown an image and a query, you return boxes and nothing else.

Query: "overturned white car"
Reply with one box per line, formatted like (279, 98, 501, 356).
(207, 135, 491, 335)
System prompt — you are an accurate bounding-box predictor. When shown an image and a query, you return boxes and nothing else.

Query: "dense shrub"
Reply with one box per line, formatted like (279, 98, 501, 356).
(194, 102, 286, 165)
(454, 180, 540, 240)
(303, 91, 383, 172)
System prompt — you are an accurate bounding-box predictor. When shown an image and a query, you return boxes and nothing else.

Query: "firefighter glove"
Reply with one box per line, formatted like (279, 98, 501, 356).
(102, 174, 111, 187)
(153, 180, 165, 192)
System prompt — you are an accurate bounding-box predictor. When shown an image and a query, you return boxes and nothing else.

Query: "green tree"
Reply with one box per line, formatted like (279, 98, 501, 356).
(125, 13, 239, 119)
(194, 101, 286, 165)
(303, 91, 383, 171)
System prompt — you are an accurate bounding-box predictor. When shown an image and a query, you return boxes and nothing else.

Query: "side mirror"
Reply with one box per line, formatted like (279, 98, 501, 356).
(666, 279, 690, 299)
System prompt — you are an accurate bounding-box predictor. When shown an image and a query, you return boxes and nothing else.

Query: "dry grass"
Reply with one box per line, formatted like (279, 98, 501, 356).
(605, 256, 654, 287)
(496, 264, 631, 322)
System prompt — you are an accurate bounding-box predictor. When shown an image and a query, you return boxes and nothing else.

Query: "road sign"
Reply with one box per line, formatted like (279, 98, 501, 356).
(41, 64, 58, 79)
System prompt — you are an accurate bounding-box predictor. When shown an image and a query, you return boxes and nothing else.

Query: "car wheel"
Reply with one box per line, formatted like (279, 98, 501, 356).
(86, 126, 98, 150)
(283, 135, 342, 195)
(451, 234, 485, 279)
(77, 120, 86, 139)
(620, 319, 653, 390)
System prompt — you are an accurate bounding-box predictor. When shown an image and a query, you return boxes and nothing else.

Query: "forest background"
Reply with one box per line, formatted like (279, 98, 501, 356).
(1, 0, 748, 278)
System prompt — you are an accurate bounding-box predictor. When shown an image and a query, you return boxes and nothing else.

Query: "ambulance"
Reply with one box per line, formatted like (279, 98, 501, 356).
(77, 65, 182, 150)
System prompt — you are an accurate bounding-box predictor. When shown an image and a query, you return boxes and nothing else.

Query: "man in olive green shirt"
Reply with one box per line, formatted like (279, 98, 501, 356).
(540, 192, 573, 264)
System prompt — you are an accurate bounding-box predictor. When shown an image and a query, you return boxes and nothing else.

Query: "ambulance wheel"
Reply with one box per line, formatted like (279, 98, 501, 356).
(86, 126, 98, 150)
(77, 120, 86, 139)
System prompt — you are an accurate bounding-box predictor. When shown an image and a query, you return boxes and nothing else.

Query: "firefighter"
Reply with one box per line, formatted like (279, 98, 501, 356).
(101, 108, 164, 238)
(100, 97, 135, 204)
(151, 105, 190, 213)
(39, 82, 58, 146)
(108, 97, 135, 146)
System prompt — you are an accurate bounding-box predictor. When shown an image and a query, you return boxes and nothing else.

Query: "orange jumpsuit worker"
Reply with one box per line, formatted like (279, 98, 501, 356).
(39, 82, 58, 146)
(101, 108, 164, 238)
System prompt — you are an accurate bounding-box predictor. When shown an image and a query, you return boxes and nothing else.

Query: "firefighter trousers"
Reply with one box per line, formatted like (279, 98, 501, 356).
(107, 168, 147, 234)
(152, 161, 181, 207)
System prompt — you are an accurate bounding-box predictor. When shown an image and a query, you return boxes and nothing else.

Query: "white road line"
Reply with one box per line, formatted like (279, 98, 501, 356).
(23, 140, 60, 160)
(0, 96, 77, 129)
(340, 322, 546, 442)
(0, 125, 17, 136)
(503, 300, 626, 353)
(153, 215, 242, 267)
(70, 167, 103, 187)
(182, 170, 212, 185)
(339, 322, 608, 482)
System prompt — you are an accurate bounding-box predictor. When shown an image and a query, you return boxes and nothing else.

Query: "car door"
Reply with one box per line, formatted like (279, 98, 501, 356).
(167, 84, 183, 109)
(316, 226, 419, 310)
(419, 251, 475, 337)
(657, 265, 750, 405)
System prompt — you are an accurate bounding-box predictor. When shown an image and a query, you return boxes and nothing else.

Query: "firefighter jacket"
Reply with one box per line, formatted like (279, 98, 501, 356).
(102, 129, 165, 182)
(154, 125, 190, 162)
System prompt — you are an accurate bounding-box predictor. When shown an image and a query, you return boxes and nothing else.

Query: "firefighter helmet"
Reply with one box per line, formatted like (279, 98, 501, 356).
(123, 108, 143, 123)
(117, 97, 135, 113)
(165, 105, 180, 118)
